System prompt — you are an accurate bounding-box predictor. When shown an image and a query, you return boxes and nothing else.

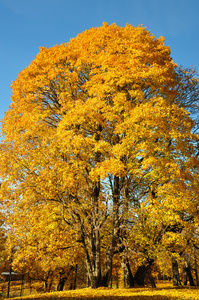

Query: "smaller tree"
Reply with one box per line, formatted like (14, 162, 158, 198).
(5, 200, 84, 292)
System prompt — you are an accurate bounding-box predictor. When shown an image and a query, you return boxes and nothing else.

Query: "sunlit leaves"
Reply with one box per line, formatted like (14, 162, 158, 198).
(0, 23, 199, 288)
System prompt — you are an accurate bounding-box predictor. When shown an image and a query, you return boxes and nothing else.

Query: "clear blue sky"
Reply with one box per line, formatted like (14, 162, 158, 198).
(0, 0, 199, 120)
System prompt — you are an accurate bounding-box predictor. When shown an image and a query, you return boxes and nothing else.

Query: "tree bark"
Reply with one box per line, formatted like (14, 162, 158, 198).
(183, 261, 195, 286)
(120, 255, 134, 288)
(134, 259, 154, 286)
(183, 273, 187, 286)
(57, 266, 74, 291)
(172, 259, 181, 286)
(7, 265, 12, 299)
(81, 216, 102, 288)
(149, 274, 156, 288)
(101, 246, 113, 287)
(115, 267, 119, 288)
(73, 264, 78, 290)
(20, 273, 25, 297)
(89, 175, 121, 288)
(194, 246, 199, 286)
(57, 277, 67, 291)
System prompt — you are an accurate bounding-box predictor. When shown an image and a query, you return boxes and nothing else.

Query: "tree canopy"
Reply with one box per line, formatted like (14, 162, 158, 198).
(0, 23, 199, 288)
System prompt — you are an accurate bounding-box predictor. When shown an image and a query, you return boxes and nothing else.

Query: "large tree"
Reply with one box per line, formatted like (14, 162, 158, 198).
(0, 23, 199, 288)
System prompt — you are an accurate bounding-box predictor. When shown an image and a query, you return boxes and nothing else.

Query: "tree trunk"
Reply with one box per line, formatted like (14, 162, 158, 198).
(172, 259, 181, 286)
(134, 265, 146, 286)
(57, 266, 74, 291)
(7, 265, 12, 299)
(88, 224, 102, 288)
(88, 178, 103, 288)
(194, 246, 199, 286)
(87, 275, 90, 287)
(78, 206, 102, 288)
(184, 262, 195, 286)
(57, 277, 67, 291)
(78, 173, 121, 288)
(120, 255, 134, 288)
(115, 267, 119, 288)
(83, 225, 102, 288)
(183, 273, 187, 286)
(73, 264, 78, 290)
(20, 273, 25, 297)
(45, 280, 53, 293)
(134, 259, 154, 286)
(101, 244, 113, 287)
(149, 274, 156, 288)
(84, 175, 115, 288)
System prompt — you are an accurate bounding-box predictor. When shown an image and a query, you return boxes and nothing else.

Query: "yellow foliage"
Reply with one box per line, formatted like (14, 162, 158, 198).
(8, 286, 199, 300)
(0, 23, 199, 288)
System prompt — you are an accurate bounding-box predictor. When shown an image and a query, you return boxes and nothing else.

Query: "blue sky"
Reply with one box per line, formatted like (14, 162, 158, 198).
(0, 0, 199, 120)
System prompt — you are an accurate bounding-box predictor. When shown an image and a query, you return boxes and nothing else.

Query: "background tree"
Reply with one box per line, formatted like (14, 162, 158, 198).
(5, 200, 84, 292)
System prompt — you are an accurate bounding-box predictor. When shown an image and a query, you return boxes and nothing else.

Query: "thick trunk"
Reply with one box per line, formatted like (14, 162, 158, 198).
(90, 276, 99, 289)
(88, 176, 102, 288)
(85, 253, 102, 288)
(77, 197, 102, 288)
(184, 262, 195, 286)
(172, 259, 181, 286)
(134, 265, 146, 286)
(89, 222, 102, 288)
(88, 175, 119, 288)
(120, 254, 155, 288)
(57, 277, 67, 291)
(149, 274, 156, 288)
(183, 273, 187, 286)
(101, 246, 113, 287)
(87, 275, 90, 287)
(57, 266, 74, 291)
(45, 280, 52, 293)
(86, 220, 116, 288)
(101, 268, 112, 287)
(120, 255, 134, 288)
(83, 222, 102, 288)
(134, 259, 154, 286)
(84, 253, 101, 288)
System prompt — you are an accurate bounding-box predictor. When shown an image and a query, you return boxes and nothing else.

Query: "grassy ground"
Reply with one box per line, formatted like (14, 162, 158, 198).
(6, 284, 199, 300)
